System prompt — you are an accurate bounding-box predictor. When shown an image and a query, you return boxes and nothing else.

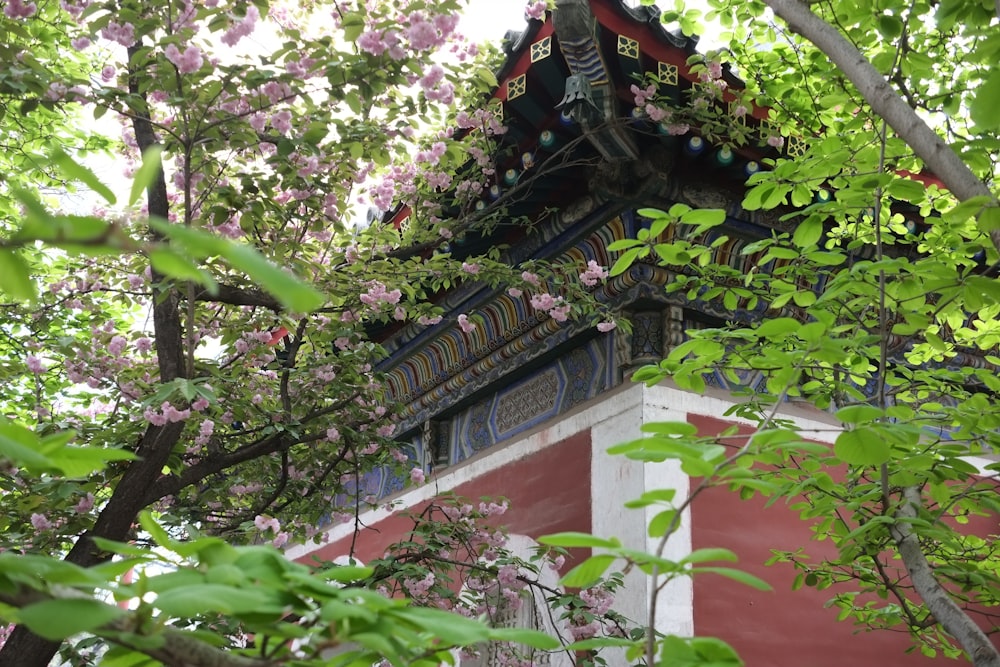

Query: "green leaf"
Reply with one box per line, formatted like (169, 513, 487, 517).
(154, 583, 284, 617)
(399, 607, 490, 646)
(640, 421, 698, 436)
(834, 427, 891, 466)
(681, 548, 738, 565)
(979, 206, 1000, 233)
(18, 599, 124, 640)
(560, 554, 616, 588)
(755, 317, 800, 337)
(566, 637, 639, 651)
(54, 446, 137, 478)
(148, 220, 324, 312)
(624, 488, 677, 508)
(689, 566, 772, 591)
(970, 68, 1000, 130)
(887, 178, 926, 203)
(139, 511, 176, 551)
(610, 247, 641, 276)
(538, 532, 621, 548)
(129, 146, 164, 208)
(0, 423, 52, 470)
(216, 243, 324, 312)
(148, 247, 218, 291)
(51, 148, 117, 205)
(95, 647, 160, 667)
(318, 564, 374, 583)
(834, 405, 884, 425)
(792, 217, 822, 248)
(877, 14, 903, 38)
(680, 208, 726, 229)
(0, 249, 36, 301)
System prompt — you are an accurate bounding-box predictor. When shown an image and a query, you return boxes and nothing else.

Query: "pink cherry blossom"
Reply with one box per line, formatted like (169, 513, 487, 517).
(548, 303, 571, 322)
(164, 43, 204, 74)
(100, 21, 136, 47)
(579, 260, 609, 286)
(410, 467, 426, 485)
(646, 104, 669, 122)
(457, 313, 476, 333)
(597, 321, 617, 333)
(74, 493, 95, 514)
(270, 109, 293, 135)
(630, 83, 656, 106)
(529, 293, 556, 311)
(26, 355, 45, 374)
(221, 5, 260, 46)
(525, 1, 546, 20)
(254, 514, 280, 532)
(4, 0, 36, 18)
(107, 335, 127, 356)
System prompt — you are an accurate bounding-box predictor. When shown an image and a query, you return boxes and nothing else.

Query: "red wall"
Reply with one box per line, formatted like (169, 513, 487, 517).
(299, 430, 593, 566)
(688, 414, 997, 666)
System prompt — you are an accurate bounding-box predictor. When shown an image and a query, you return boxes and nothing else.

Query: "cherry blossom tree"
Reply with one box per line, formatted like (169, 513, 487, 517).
(0, 0, 624, 663)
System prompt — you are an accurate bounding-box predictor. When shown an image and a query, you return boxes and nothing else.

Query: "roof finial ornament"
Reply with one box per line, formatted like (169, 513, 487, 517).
(555, 74, 601, 122)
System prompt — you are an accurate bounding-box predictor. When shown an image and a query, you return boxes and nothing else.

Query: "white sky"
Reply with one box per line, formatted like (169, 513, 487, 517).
(461, 0, 527, 44)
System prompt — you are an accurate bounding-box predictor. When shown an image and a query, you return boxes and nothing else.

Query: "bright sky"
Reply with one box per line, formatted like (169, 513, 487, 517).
(461, 0, 526, 44)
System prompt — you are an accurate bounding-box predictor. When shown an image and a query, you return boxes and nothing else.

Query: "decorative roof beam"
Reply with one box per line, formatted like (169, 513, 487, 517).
(552, 0, 639, 162)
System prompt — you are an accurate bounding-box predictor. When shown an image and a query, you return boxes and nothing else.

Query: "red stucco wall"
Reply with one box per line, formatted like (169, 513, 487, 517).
(298, 429, 593, 566)
(688, 413, 996, 666)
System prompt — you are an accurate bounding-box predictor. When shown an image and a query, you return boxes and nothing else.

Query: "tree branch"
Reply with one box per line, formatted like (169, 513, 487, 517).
(762, 0, 1000, 255)
(890, 486, 1000, 667)
(0, 586, 274, 667)
(192, 283, 283, 310)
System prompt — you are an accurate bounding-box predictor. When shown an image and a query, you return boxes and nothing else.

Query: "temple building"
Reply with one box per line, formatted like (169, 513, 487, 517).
(289, 1, 997, 664)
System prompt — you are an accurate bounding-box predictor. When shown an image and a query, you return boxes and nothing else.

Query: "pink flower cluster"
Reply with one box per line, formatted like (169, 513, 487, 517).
(410, 467, 425, 485)
(164, 43, 204, 74)
(403, 571, 435, 597)
(143, 401, 191, 426)
(455, 108, 507, 136)
(578, 260, 608, 286)
(631, 83, 656, 106)
(254, 514, 280, 532)
(357, 11, 457, 60)
(530, 293, 570, 322)
(221, 5, 260, 46)
(597, 321, 617, 333)
(360, 281, 402, 310)
(26, 354, 45, 374)
(525, 1, 546, 20)
(100, 21, 136, 47)
(457, 313, 475, 333)
(3, 0, 36, 18)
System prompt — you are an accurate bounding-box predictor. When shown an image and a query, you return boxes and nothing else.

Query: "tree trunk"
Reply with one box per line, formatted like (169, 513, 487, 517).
(0, 43, 188, 667)
(890, 487, 1000, 667)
